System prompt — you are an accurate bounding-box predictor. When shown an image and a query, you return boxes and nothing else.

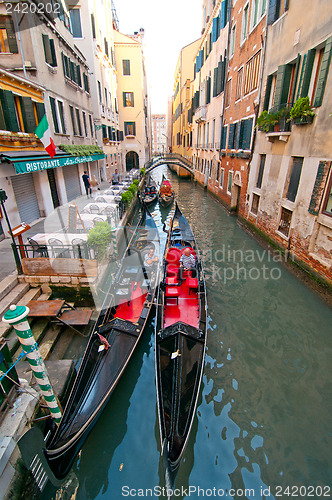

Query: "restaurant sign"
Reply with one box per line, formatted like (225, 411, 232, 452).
(14, 154, 105, 174)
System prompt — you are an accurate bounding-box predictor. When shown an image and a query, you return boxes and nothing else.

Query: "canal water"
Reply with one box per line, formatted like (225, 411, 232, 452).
(42, 165, 332, 500)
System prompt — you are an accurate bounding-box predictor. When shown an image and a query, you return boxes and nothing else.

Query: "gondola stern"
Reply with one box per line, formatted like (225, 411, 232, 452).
(17, 426, 65, 490)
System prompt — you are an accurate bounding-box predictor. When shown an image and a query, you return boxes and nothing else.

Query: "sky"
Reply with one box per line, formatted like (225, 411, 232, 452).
(114, 0, 203, 114)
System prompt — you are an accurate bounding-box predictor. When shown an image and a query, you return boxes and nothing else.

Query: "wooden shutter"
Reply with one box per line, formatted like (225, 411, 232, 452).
(213, 66, 218, 97)
(206, 77, 211, 104)
(20, 96, 36, 133)
(290, 54, 301, 104)
(263, 74, 273, 111)
(0, 89, 19, 132)
(212, 17, 218, 42)
(91, 13, 96, 38)
(216, 61, 223, 95)
(299, 49, 315, 98)
(76, 65, 81, 87)
(42, 34, 52, 65)
(228, 123, 235, 149)
(5, 17, 18, 53)
(220, 0, 227, 28)
(221, 126, 227, 149)
(273, 64, 292, 110)
(49, 97, 59, 133)
(313, 36, 332, 108)
(308, 161, 331, 215)
(242, 118, 253, 149)
(287, 157, 303, 202)
(234, 122, 241, 149)
(49, 38, 57, 67)
(35, 102, 45, 122)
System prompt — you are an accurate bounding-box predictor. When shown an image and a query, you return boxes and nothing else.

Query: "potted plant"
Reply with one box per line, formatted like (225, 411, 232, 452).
(87, 221, 114, 262)
(289, 97, 315, 125)
(257, 110, 279, 132)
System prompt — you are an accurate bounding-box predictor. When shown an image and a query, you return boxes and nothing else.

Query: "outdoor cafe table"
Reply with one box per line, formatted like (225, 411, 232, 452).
(94, 194, 121, 204)
(77, 213, 110, 231)
(33, 232, 88, 246)
(82, 202, 119, 220)
(32, 232, 90, 258)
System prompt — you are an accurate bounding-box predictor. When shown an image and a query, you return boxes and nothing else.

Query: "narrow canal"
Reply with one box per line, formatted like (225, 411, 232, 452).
(43, 165, 332, 500)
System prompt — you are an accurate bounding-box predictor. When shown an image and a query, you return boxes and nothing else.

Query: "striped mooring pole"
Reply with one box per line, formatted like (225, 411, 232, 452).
(3, 304, 62, 424)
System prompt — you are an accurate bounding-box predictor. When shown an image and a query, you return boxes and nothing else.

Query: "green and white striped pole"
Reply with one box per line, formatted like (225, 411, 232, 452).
(3, 304, 62, 424)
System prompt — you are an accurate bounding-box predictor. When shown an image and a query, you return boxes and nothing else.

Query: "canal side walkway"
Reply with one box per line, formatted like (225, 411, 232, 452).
(0, 181, 110, 282)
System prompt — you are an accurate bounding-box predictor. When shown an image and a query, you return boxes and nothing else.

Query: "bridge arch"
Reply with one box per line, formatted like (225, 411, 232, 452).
(145, 154, 194, 176)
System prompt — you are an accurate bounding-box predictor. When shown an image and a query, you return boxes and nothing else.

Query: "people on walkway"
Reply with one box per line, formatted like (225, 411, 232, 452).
(178, 247, 196, 282)
(90, 175, 99, 193)
(112, 169, 120, 185)
(82, 171, 92, 198)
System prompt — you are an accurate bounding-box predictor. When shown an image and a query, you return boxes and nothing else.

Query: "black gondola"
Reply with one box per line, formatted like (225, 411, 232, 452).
(155, 203, 207, 487)
(19, 207, 160, 487)
(141, 177, 158, 205)
(158, 174, 175, 207)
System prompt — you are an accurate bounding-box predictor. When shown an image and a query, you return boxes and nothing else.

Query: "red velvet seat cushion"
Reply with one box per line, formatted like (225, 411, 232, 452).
(187, 278, 198, 288)
(166, 287, 179, 297)
(166, 277, 178, 285)
(167, 265, 178, 277)
(166, 247, 181, 264)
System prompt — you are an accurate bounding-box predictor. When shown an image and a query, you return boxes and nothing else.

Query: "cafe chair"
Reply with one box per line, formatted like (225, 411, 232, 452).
(27, 237, 48, 258)
(89, 204, 100, 214)
(48, 238, 70, 258)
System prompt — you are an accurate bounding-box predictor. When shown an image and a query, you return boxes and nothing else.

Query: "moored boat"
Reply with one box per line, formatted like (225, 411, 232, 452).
(19, 207, 160, 485)
(141, 177, 158, 205)
(155, 203, 207, 485)
(158, 175, 175, 207)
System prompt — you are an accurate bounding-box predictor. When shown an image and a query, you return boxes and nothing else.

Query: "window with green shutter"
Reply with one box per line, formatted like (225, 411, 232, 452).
(42, 34, 57, 67)
(122, 59, 130, 75)
(206, 77, 211, 104)
(299, 49, 315, 98)
(228, 123, 235, 149)
(241, 118, 253, 149)
(35, 102, 45, 123)
(221, 125, 228, 149)
(0, 89, 19, 132)
(272, 64, 292, 110)
(20, 96, 36, 133)
(212, 17, 219, 42)
(213, 66, 218, 97)
(75, 65, 82, 87)
(49, 96, 59, 133)
(313, 37, 332, 108)
(285, 157, 303, 202)
(0, 16, 18, 53)
(69, 105, 77, 135)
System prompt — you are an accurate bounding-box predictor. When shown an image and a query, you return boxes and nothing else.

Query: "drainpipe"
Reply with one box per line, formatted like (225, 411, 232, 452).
(13, 11, 28, 80)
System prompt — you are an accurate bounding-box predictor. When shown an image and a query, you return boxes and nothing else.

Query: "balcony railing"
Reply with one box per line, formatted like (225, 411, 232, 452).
(194, 106, 207, 123)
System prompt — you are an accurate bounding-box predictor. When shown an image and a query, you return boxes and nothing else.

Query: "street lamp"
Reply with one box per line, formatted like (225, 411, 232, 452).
(0, 189, 22, 274)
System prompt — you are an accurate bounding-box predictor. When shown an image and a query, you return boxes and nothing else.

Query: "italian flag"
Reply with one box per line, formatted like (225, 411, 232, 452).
(35, 115, 56, 158)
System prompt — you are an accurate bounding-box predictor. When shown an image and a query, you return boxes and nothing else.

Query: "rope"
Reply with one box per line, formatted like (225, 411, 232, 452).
(0, 342, 38, 383)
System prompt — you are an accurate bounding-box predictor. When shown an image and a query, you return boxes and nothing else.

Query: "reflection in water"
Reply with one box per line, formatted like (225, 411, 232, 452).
(42, 165, 332, 499)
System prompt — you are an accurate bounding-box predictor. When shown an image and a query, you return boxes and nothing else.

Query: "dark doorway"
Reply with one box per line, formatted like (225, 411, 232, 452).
(126, 151, 139, 171)
(47, 169, 60, 208)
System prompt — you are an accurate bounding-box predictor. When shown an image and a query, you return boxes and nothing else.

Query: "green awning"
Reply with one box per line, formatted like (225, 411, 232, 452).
(0, 151, 105, 174)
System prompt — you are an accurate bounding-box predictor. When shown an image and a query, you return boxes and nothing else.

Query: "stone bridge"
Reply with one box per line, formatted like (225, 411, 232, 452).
(144, 154, 194, 176)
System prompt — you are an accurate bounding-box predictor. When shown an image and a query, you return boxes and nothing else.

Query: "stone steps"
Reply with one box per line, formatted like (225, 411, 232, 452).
(0, 283, 30, 319)
(0, 275, 18, 302)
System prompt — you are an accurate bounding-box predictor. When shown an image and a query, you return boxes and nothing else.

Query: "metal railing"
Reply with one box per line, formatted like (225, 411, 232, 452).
(14, 243, 95, 260)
